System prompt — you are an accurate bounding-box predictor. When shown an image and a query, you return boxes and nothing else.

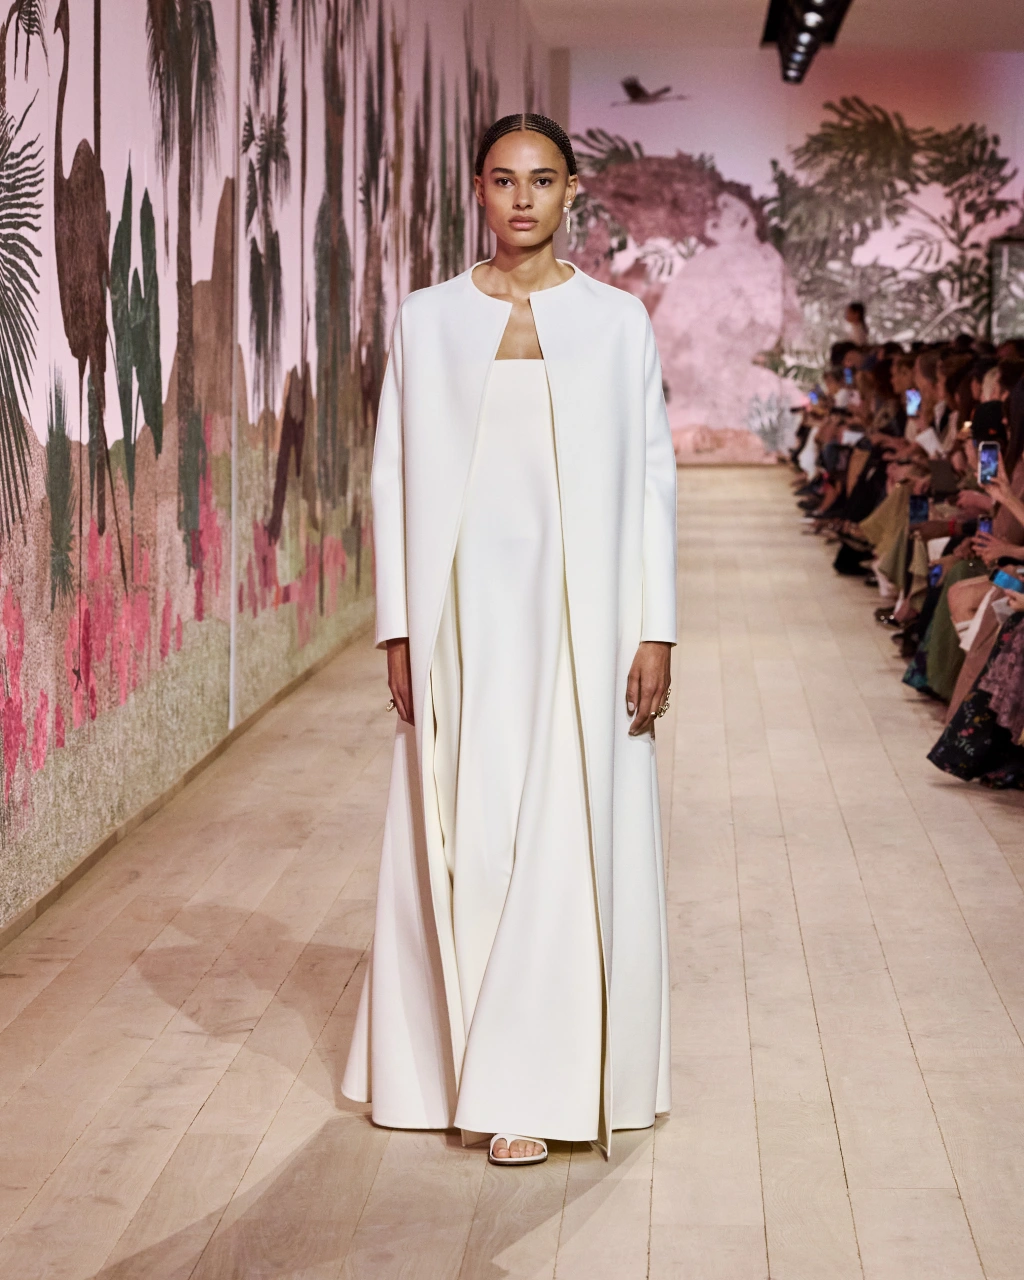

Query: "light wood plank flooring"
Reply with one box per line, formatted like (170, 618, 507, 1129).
(1, 466, 1022, 1278)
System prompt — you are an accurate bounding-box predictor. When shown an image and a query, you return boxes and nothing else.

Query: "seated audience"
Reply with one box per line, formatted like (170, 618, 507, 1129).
(792, 325, 1024, 789)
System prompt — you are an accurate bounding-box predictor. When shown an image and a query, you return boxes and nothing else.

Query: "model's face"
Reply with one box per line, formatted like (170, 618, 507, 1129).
(474, 131, 577, 251)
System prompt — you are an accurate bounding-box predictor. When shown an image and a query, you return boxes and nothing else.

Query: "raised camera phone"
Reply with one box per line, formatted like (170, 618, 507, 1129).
(843, 367, 855, 387)
(977, 516, 993, 536)
(992, 568, 1024, 593)
(978, 441, 1001, 486)
(905, 388, 922, 417)
(908, 494, 930, 524)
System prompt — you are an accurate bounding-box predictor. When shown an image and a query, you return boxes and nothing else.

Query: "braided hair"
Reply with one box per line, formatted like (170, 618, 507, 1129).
(474, 113, 577, 178)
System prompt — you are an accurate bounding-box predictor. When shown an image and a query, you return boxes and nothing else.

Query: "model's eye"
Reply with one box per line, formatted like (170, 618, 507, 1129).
(536, 178, 552, 187)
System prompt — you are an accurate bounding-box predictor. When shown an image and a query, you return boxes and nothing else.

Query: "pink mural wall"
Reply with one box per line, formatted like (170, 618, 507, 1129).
(0, 0, 545, 934)
(568, 48, 1024, 462)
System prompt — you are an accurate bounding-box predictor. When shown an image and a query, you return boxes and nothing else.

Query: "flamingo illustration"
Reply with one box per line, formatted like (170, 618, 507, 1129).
(613, 77, 688, 106)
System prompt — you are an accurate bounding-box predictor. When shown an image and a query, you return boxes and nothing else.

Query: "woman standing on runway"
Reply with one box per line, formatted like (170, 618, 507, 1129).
(342, 114, 677, 1165)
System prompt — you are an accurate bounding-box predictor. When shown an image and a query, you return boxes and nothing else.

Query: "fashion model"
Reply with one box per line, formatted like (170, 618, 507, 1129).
(342, 113, 677, 1165)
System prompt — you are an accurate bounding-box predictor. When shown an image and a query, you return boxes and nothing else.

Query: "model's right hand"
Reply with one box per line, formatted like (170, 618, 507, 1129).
(386, 638, 414, 725)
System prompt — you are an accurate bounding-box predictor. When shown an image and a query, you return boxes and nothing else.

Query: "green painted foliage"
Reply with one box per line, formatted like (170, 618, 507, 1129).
(110, 164, 163, 507)
(767, 96, 1021, 351)
(45, 368, 74, 610)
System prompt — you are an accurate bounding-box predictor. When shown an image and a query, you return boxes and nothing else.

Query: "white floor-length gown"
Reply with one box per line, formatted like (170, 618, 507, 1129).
(430, 358, 604, 1141)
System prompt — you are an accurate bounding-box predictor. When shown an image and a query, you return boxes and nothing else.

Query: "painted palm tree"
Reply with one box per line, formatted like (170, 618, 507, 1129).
(262, 0, 317, 547)
(53, 0, 129, 590)
(291, 0, 318, 375)
(243, 0, 290, 508)
(145, 0, 222, 557)
(314, 0, 353, 519)
(0, 0, 45, 542)
(356, 0, 386, 440)
(407, 37, 434, 291)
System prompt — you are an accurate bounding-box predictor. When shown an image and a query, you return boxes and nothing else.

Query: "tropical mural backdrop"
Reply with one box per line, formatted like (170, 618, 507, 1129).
(568, 48, 1024, 463)
(0, 0, 544, 932)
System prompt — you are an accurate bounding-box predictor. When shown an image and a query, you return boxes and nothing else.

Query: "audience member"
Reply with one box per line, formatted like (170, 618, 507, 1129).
(792, 324, 1024, 789)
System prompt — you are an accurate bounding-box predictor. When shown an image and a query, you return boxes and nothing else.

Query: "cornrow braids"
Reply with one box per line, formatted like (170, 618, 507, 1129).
(474, 113, 578, 177)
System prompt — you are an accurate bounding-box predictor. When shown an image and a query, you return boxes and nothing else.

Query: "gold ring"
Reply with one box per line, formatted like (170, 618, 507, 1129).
(385, 698, 396, 713)
(655, 686, 671, 719)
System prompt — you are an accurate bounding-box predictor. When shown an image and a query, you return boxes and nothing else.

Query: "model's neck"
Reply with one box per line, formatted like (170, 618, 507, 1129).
(482, 242, 571, 297)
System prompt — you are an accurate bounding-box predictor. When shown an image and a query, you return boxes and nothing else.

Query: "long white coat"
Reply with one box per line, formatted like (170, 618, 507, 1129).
(342, 263, 678, 1154)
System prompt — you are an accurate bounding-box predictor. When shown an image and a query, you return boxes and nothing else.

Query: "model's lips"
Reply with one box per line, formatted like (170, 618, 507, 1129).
(509, 219, 538, 229)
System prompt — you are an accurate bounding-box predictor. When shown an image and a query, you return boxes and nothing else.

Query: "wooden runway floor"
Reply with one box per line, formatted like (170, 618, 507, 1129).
(1, 467, 1023, 1278)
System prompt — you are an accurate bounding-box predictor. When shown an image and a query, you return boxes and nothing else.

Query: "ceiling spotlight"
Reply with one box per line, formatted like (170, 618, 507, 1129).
(762, 0, 855, 83)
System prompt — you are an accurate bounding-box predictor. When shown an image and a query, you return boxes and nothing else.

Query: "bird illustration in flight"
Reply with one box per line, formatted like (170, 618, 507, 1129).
(614, 76, 688, 105)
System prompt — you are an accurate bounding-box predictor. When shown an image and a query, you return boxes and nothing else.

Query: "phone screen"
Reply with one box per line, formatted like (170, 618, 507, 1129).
(808, 390, 819, 405)
(909, 495, 929, 524)
(905, 388, 922, 417)
(977, 516, 993, 536)
(843, 367, 855, 387)
(979, 442, 1000, 486)
(993, 568, 1024, 593)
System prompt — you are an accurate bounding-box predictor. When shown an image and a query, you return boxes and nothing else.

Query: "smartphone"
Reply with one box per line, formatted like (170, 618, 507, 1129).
(977, 516, 993, 536)
(908, 494, 930, 524)
(843, 367, 855, 387)
(808, 390, 819, 405)
(993, 568, 1024, 593)
(928, 563, 943, 588)
(905, 388, 922, 417)
(978, 441, 1001, 486)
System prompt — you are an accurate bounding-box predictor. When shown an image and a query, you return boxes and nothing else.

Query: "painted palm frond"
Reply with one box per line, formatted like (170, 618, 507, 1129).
(249, 0, 281, 98)
(45, 369, 74, 609)
(266, 57, 291, 202)
(573, 128, 644, 172)
(145, 0, 222, 229)
(192, 0, 223, 213)
(359, 0, 385, 225)
(10, 0, 48, 81)
(767, 98, 1023, 354)
(408, 36, 435, 291)
(0, 100, 43, 541)
(145, 0, 182, 173)
(244, 11, 290, 421)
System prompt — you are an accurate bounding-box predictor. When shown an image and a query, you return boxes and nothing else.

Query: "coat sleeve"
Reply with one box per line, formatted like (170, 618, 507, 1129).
(640, 316, 678, 644)
(371, 309, 409, 647)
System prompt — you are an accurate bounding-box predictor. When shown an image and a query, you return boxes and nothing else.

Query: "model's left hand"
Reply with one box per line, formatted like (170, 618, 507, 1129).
(626, 641, 672, 737)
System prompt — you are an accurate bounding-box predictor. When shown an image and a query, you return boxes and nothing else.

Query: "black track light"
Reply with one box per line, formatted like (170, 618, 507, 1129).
(761, 0, 855, 84)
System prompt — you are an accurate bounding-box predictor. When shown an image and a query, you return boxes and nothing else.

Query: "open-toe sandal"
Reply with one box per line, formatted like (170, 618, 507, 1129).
(488, 1133, 548, 1166)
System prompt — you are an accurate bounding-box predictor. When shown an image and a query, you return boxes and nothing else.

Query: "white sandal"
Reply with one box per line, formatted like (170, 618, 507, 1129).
(488, 1133, 548, 1166)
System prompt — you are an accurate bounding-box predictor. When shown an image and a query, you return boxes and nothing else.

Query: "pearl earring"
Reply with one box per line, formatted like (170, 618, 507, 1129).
(564, 205, 571, 236)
